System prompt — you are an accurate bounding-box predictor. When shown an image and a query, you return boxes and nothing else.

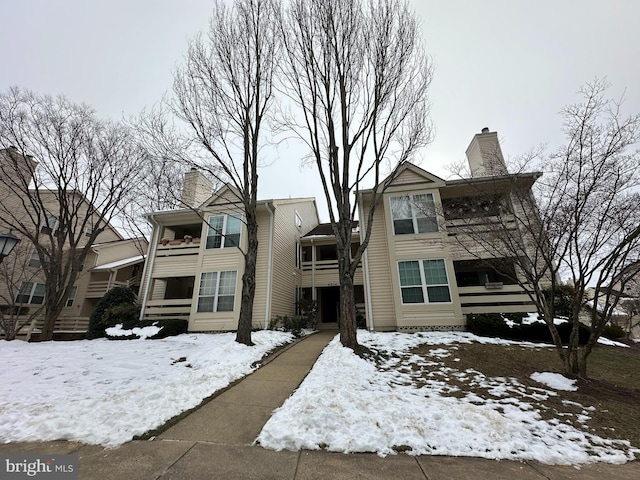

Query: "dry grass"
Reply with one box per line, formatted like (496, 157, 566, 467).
(410, 341, 640, 457)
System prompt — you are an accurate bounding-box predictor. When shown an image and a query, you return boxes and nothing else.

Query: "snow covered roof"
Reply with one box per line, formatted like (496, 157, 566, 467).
(93, 255, 144, 271)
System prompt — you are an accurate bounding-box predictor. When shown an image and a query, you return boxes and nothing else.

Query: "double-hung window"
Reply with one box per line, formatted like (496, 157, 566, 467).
(398, 259, 451, 304)
(206, 214, 242, 249)
(197, 271, 238, 312)
(16, 282, 46, 305)
(390, 194, 438, 234)
(40, 212, 61, 235)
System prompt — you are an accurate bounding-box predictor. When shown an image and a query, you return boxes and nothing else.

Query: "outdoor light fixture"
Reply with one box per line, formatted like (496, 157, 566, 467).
(0, 231, 21, 264)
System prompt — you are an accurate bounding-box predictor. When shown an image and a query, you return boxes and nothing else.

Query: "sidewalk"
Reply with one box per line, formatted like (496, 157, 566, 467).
(2, 331, 639, 479)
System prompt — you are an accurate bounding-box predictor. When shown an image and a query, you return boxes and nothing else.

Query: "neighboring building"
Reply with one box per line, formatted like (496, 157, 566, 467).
(141, 129, 541, 332)
(139, 184, 319, 331)
(0, 147, 147, 340)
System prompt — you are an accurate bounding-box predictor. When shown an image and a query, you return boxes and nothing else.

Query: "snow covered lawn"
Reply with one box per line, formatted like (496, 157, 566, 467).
(0, 330, 293, 447)
(257, 330, 639, 465)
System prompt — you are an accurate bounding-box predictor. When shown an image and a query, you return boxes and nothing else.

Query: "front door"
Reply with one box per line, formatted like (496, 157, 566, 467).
(320, 286, 340, 324)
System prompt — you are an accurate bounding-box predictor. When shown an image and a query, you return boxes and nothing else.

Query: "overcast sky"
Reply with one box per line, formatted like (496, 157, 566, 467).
(1, 0, 639, 221)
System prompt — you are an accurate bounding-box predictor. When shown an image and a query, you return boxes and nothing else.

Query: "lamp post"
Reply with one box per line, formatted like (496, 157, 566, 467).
(0, 231, 21, 264)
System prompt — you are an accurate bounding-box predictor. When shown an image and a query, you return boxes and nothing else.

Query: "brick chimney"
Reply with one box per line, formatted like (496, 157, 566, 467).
(181, 168, 213, 208)
(465, 127, 508, 177)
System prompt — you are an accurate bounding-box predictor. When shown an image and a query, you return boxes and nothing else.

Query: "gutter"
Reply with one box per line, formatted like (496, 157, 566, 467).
(359, 191, 375, 331)
(264, 202, 275, 329)
(138, 214, 159, 320)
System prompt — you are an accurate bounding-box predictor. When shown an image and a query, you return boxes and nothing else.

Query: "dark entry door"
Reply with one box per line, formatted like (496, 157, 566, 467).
(320, 286, 340, 323)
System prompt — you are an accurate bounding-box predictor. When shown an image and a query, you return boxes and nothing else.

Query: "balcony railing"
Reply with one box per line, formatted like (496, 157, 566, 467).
(156, 239, 201, 257)
(85, 280, 130, 298)
(143, 299, 192, 319)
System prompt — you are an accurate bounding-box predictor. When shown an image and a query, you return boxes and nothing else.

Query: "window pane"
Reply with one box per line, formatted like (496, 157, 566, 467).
(423, 259, 448, 285)
(206, 216, 224, 249)
(416, 216, 438, 233)
(393, 219, 415, 235)
(390, 196, 411, 219)
(31, 283, 45, 305)
(197, 297, 215, 312)
(401, 287, 424, 303)
(427, 286, 451, 303)
(398, 261, 421, 286)
(199, 272, 217, 296)
(223, 233, 240, 248)
(216, 296, 234, 312)
(414, 194, 438, 233)
(218, 271, 237, 296)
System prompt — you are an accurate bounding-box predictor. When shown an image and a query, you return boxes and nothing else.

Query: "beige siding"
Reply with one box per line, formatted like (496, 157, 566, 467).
(251, 205, 273, 328)
(361, 198, 396, 330)
(269, 199, 319, 320)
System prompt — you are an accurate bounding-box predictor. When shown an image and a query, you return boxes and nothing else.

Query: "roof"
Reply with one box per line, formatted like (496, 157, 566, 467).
(303, 221, 359, 238)
(92, 255, 145, 271)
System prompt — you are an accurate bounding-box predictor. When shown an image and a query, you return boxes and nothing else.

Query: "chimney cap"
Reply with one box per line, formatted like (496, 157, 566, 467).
(481, 127, 490, 133)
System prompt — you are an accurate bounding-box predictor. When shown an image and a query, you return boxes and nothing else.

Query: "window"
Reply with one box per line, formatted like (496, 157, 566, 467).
(398, 259, 451, 304)
(197, 271, 238, 312)
(28, 249, 41, 268)
(40, 212, 60, 235)
(85, 227, 94, 237)
(206, 214, 242, 249)
(295, 211, 303, 229)
(65, 286, 78, 307)
(390, 194, 438, 235)
(16, 282, 46, 305)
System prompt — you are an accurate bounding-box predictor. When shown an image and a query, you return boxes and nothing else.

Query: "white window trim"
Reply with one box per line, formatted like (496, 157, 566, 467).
(197, 271, 238, 313)
(206, 214, 242, 249)
(16, 281, 46, 305)
(397, 259, 452, 305)
(295, 211, 303, 230)
(390, 193, 438, 235)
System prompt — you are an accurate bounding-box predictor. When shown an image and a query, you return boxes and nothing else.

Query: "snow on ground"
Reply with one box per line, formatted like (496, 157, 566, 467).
(0, 331, 293, 447)
(257, 330, 637, 465)
(530, 372, 577, 391)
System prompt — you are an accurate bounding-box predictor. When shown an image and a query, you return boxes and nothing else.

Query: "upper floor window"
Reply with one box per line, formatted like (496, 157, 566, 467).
(40, 212, 60, 235)
(16, 281, 46, 305)
(398, 259, 451, 304)
(197, 271, 237, 312)
(206, 214, 242, 249)
(295, 211, 303, 229)
(390, 194, 438, 235)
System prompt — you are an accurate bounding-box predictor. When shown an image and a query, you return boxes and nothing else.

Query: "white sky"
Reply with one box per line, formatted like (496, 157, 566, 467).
(2, 0, 639, 221)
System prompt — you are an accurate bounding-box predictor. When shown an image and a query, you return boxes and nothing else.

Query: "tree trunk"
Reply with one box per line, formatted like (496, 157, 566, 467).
(236, 214, 258, 346)
(338, 265, 358, 350)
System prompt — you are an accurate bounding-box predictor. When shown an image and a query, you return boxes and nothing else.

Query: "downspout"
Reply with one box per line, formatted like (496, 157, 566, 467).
(138, 214, 159, 320)
(311, 238, 316, 300)
(359, 192, 375, 331)
(263, 202, 275, 329)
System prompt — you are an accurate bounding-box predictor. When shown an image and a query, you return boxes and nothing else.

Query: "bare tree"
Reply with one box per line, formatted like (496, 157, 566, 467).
(0, 87, 146, 341)
(138, 0, 280, 346)
(278, 0, 433, 349)
(449, 80, 640, 377)
(0, 242, 43, 340)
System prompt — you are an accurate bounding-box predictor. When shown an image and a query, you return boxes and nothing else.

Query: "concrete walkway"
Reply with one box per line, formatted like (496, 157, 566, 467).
(2, 331, 639, 479)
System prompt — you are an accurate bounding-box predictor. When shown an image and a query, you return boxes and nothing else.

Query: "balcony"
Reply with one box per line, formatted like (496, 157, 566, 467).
(85, 280, 131, 298)
(143, 299, 192, 319)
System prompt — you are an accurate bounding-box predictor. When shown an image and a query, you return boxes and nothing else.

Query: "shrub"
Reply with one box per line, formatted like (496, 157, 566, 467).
(466, 313, 510, 338)
(270, 315, 308, 337)
(102, 303, 141, 330)
(149, 319, 189, 339)
(602, 324, 625, 340)
(295, 298, 318, 330)
(86, 286, 137, 339)
(555, 321, 590, 344)
(105, 318, 189, 340)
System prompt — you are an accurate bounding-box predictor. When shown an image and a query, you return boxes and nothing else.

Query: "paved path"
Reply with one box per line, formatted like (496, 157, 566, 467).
(2, 331, 639, 479)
